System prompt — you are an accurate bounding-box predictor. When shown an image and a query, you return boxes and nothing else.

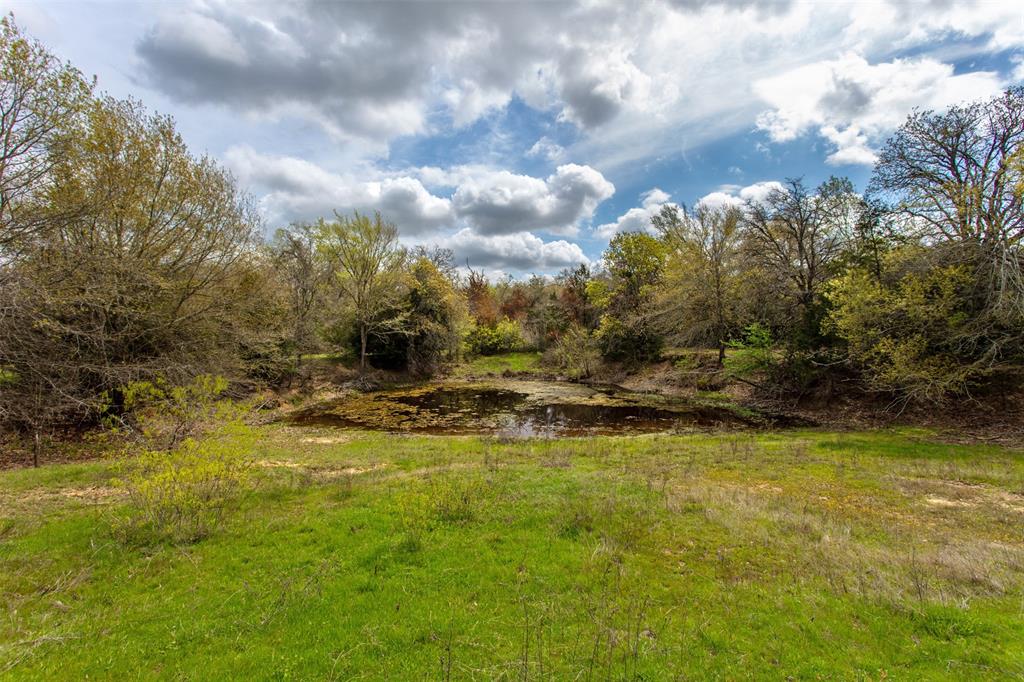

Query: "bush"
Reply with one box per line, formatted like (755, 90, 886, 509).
(723, 323, 775, 380)
(724, 323, 847, 399)
(594, 314, 663, 364)
(110, 376, 255, 544)
(826, 257, 989, 401)
(116, 375, 231, 450)
(111, 416, 255, 544)
(464, 318, 526, 355)
(547, 324, 600, 379)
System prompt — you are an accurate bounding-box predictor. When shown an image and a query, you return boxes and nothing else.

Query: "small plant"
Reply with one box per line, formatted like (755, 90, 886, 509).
(430, 474, 488, 525)
(557, 491, 597, 540)
(395, 488, 431, 552)
(723, 323, 775, 381)
(110, 376, 255, 545)
(115, 374, 232, 449)
(111, 418, 255, 544)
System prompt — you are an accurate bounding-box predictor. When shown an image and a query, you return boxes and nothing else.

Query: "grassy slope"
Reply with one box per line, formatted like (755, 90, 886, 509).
(2, 427, 1023, 679)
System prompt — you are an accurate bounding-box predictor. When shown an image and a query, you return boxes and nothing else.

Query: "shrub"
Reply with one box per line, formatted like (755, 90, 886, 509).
(594, 314, 663, 364)
(826, 258, 987, 401)
(723, 323, 775, 381)
(110, 376, 255, 544)
(429, 474, 488, 525)
(111, 417, 255, 544)
(724, 323, 847, 399)
(547, 324, 600, 379)
(117, 374, 232, 449)
(464, 318, 526, 355)
(395, 488, 431, 552)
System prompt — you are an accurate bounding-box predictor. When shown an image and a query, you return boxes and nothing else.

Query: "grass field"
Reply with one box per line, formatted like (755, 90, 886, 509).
(455, 352, 546, 378)
(2, 426, 1023, 679)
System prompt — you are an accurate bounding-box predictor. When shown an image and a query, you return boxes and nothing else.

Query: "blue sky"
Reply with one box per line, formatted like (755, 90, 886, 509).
(6, 0, 1024, 276)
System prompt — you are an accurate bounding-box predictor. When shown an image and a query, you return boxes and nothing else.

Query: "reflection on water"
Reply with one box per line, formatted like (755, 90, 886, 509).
(290, 383, 757, 437)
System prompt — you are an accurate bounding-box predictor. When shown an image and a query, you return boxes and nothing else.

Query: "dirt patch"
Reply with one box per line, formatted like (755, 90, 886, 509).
(925, 496, 975, 509)
(256, 460, 388, 479)
(299, 436, 354, 445)
(1, 484, 122, 506)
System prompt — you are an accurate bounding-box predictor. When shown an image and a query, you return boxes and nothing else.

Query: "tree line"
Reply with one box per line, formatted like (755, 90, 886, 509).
(1, 16, 1022, 442)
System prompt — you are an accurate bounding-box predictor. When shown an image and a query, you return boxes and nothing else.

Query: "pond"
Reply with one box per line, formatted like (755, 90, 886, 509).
(289, 380, 779, 437)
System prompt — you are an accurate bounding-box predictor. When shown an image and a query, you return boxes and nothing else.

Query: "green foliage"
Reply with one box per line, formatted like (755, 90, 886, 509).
(106, 375, 254, 544)
(0, 72, 263, 430)
(464, 318, 527, 356)
(314, 211, 406, 371)
(602, 232, 667, 301)
(404, 257, 467, 376)
(827, 254, 980, 400)
(723, 323, 775, 381)
(115, 375, 231, 449)
(111, 415, 254, 545)
(547, 324, 600, 379)
(594, 232, 667, 364)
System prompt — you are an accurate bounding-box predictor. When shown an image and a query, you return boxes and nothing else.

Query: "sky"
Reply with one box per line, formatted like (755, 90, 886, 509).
(6, 0, 1024, 277)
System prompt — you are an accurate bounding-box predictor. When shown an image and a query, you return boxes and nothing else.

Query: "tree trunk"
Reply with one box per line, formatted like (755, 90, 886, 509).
(33, 431, 40, 468)
(359, 324, 368, 373)
(718, 343, 726, 366)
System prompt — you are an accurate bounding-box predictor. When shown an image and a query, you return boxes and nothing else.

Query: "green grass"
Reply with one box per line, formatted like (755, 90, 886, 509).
(2, 427, 1024, 678)
(455, 351, 545, 377)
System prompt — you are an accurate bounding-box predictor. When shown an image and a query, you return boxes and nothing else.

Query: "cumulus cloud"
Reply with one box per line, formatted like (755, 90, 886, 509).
(594, 188, 675, 239)
(134, 1, 660, 145)
(556, 46, 653, 128)
(227, 148, 613, 238)
(754, 53, 1006, 165)
(225, 146, 453, 234)
(696, 181, 784, 210)
(224, 148, 614, 273)
(452, 164, 614, 237)
(130, 1, 1024, 166)
(437, 228, 589, 272)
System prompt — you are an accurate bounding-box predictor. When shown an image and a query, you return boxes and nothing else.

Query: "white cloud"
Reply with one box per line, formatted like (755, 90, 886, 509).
(227, 148, 614, 239)
(696, 181, 784, 210)
(594, 188, 675, 239)
(556, 46, 653, 128)
(452, 164, 614, 236)
(526, 136, 565, 162)
(224, 146, 453, 234)
(224, 148, 613, 273)
(1013, 55, 1024, 83)
(754, 53, 1006, 165)
(437, 228, 589, 273)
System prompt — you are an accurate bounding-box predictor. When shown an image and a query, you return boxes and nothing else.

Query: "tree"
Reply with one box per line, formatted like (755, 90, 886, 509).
(556, 264, 597, 330)
(271, 222, 331, 368)
(0, 15, 93, 252)
(404, 256, 467, 375)
(827, 250, 978, 402)
(0, 94, 264, 438)
(593, 231, 667, 363)
(741, 177, 857, 345)
(316, 211, 406, 372)
(654, 203, 743, 364)
(826, 87, 1024, 400)
(870, 87, 1024, 365)
(464, 265, 498, 327)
